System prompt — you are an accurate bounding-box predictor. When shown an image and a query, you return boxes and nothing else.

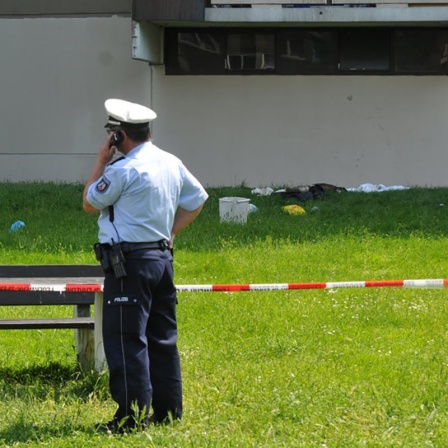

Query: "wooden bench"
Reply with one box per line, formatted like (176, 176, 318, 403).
(0, 265, 106, 371)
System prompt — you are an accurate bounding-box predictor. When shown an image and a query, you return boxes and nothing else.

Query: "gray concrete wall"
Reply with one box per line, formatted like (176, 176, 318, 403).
(0, 0, 131, 16)
(1, 14, 448, 188)
(151, 70, 448, 188)
(0, 17, 152, 183)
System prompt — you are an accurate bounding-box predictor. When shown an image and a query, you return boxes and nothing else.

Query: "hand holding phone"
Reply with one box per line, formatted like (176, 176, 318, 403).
(98, 132, 121, 164)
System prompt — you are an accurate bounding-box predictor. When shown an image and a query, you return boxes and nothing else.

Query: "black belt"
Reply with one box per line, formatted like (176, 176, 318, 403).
(120, 240, 169, 253)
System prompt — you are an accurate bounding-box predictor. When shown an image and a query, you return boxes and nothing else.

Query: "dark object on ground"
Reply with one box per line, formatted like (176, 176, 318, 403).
(95, 413, 177, 434)
(280, 183, 347, 201)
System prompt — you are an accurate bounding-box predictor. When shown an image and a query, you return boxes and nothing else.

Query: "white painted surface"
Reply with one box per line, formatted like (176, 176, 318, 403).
(1, 16, 448, 188)
(0, 17, 152, 183)
(152, 69, 448, 188)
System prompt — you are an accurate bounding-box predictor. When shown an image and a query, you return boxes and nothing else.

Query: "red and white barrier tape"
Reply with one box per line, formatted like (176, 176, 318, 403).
(0, 279, 447, 293)
(177, 279, 448, 292)
(0, 283, 103, 293)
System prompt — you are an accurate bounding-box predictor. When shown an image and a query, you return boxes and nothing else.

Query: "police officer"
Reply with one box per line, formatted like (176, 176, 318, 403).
(83, 98, 208, 432)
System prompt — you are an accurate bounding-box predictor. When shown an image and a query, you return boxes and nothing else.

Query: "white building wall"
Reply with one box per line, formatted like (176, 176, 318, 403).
(1, 16, 448, 188)
(0, 17, 152, 183)
(152, 70, 448, 188)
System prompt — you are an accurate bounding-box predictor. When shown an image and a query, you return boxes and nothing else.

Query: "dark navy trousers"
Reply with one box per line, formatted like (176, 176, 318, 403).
(102, 248, 182, 424)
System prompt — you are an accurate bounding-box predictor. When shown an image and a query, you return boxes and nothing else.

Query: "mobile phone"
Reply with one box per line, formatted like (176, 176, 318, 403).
(110, 131, 124, 148)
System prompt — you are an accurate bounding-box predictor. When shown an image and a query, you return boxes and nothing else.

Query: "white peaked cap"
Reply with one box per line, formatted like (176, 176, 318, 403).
(104, 98, 157, 127)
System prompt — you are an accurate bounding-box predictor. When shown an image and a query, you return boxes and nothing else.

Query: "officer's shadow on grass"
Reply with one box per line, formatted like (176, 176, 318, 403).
(0, 421, 133, 444)
(0, 362, 103, 397)
(0, 363, 110, 443)
(0, 421, 82, 444)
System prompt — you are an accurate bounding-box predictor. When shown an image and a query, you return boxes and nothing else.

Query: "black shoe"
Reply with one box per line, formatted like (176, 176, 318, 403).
(148, 414, 181, 425)
(95, 417, 134, 434)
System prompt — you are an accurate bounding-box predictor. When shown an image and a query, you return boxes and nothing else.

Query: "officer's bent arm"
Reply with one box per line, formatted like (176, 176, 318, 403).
(170, 204, 204, 245)
(83, 135, 117, 214)
(83, 181, 101, 214)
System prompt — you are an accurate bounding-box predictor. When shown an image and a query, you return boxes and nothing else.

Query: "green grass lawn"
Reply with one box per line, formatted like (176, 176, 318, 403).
(1, 183, 448, 446)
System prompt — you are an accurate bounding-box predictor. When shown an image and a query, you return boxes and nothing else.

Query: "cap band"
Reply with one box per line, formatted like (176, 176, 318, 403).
(104, 117, 151, 130)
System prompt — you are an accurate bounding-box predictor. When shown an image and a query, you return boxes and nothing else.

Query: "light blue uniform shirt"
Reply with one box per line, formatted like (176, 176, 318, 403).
(87, 141, 208, 244)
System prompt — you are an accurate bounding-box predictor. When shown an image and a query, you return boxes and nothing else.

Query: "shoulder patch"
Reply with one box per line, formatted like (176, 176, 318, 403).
(96, 176, 111, 193)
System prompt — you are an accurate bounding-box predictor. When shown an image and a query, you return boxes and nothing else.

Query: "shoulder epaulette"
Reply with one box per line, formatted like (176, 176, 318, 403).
(108, 156, 126, 166)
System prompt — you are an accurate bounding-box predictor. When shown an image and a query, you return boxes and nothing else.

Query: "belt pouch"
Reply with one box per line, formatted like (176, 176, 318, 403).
(94, 243, 112, 273)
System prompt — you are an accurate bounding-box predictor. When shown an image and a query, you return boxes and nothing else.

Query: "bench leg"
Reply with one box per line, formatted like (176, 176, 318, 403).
(94, 292, 106, 372)
(75, 304, 95, 370)
(76, 328, 95, 370)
